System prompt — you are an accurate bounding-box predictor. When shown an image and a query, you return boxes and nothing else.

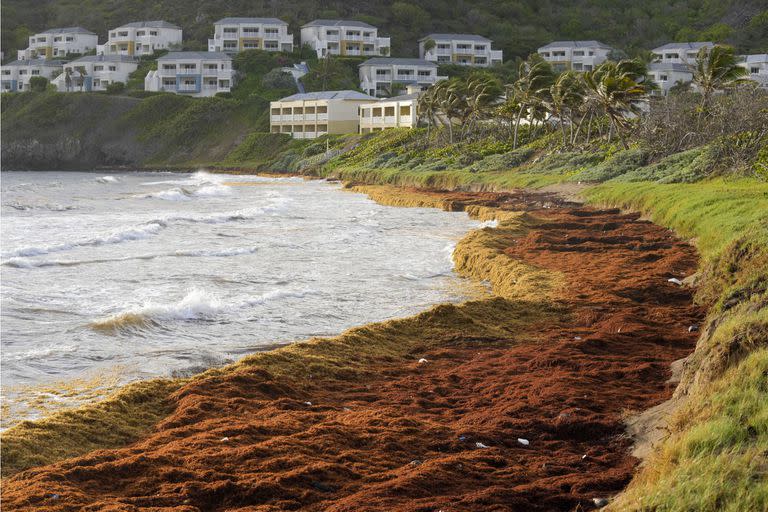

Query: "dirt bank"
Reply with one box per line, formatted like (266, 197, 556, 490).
(2, 187, 704, 511)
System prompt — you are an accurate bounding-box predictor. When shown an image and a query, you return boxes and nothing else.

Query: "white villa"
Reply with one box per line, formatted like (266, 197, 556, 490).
(301, 19, 390, 59)
(17, 27, 98, 60)
(1, 60, 64, 93)
(208, 17, 293, 53)
(359, 58, 444, 98)
(648, 42, 714, 95)
(418, 34, 502, 67)
(270, 90, 377, 139)
(99, 21, 182, 56)
(537, 40, 612, 72)
(144, 52, 235, 97)
(359, 93, 418, 133)
(51, 55, 139, 92)
(738, 54, 768, 88)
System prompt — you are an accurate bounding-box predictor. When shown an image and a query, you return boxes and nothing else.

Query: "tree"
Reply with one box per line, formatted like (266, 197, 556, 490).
(460, 72, 503, 137)
(28, 76, 49, 92)
(507, 55, 555, 148)
(547, 71, 584, 145)
(262, 68, 296, 90)
(692, 45, 751, 113)
(105, 81, 125, 94)
(422, 38, 436, 55)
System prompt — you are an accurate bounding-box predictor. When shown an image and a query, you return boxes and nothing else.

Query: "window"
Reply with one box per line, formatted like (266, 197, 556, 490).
(397, 69, 414, 76)
(573, 51, 584, 56)
(418, 70, 431, 77)
(400, 105, 411, 116)
(264, 41, 278, 50)
(2, 70, 10, 75)
(541, 52, 550, 57)
(162, 78, 176, 86)
(659, 74, 668, 81)
(437, 56, 450, 62)
(437, 44, 450, 49)
(54, 37, 62, 42)
(242, 27, 259, 33)
(265, 28, 279, 35)
(376, 69, 389, 76)
(19, 70, 27, 75)
(66, 37, 74, 42)
(223, 27, 238, 34)
(223, 41, 237, 49)
(94, 65, 104, 71)
(118, 31, 128, 37)
(109, 66, 116, 71)
(475, 45, 486, 51)
(137, 31, 146, 36)
(243, 41, 260, 49)
(31, 69, 40, 75)
(751, 67, 759, 74)
(150, 30, 158, 36)
(110, 32, 116, 38)
(384, 106, 395, 116)
(162, 64, 177, 70)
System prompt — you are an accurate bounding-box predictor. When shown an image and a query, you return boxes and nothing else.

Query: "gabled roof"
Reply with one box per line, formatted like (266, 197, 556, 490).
(69, 54, 139, 64)
(3, 59, 65, 67)
(419, 33, 491, 42)
(377, 92, 420, 102)
(538, 40, 612, 50)
(360, 57, 438, 68)
(741, 53, 768, 63)
(39, 27, 96, 35)
(114, 21, 181, 30)
(652, 42, 714, 53)
(277, 90, 376, 101)
(214, 17, 287, 25)
(159, 51, 232, 61)
(302, 19, 376, 29)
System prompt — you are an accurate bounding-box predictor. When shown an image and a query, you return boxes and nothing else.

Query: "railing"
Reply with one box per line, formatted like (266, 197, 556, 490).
(177, 68, 198, 75)
(399, 115, 412, 124)
(316, 113, 328, 120)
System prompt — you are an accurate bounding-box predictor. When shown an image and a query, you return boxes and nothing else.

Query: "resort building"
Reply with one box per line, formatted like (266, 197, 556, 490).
(208, 18, 293, 53)
(418, 34, 502, 67)
(1, 60, 64, 93)
(301, 19, 390, 58)
(270, 90, 377, 139)
(738, 54, 768, 88)
(99, 21, 182, 56)
(648, 42, 714, 95)
(17, 27, 98, 60)
(359, 93, 418, 133)
(52, 55, 139, 92)
(144, 52, 235, 97)
(651, 42, 715, 65)
(537, 41, 612, 72)
(359, 58, 445, 98)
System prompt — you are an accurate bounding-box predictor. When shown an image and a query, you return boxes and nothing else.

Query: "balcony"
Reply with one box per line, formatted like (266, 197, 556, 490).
(316, 113, 328, 120)
(399, 115, 412, 124)
(177, 68, 199, 75)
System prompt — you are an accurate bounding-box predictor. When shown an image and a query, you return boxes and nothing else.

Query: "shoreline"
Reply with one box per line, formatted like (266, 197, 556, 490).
(2, 180, 705, 511)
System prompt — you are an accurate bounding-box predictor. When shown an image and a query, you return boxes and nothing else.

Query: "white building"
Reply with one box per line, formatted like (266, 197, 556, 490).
(1, 60, 64, 93)
(99, 21, 182, 56)
(18, 27, 98, 60)
(51, 55, 139, 92)
(359, 93, 418, 133)
(537, 40, 612, 72)
(359, 58, 445, 98)
(144, 52, 235, 97)
(270, 90, 377, 139)
(208, 18, 293, 53)
(300, 19, 390, 58)
(418, 34, 502, 67)
(648, 42, 714, 95)
(738, 54, 768, 88)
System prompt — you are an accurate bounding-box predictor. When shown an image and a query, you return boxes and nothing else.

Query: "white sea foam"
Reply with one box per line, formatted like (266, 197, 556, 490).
(478, 219, 499, 229)
(142, 188, 192, 201)
(96, 176, 119, 184)
(244, 288, 320, 306)
(3, 247, 259, 268)
(174, 247, 258, 258)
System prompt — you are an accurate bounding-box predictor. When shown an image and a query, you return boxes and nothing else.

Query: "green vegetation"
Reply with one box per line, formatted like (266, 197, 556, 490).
(3, 0, 767, 64)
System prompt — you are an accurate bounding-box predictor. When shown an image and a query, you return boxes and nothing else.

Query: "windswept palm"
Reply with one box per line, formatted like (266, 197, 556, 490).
(508, 56, 555, 148)
(692, 45, 751, 112)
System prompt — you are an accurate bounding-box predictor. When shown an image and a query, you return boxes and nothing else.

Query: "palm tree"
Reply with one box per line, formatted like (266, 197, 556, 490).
(583, 60, 649, 148)
(417, 86, 441, 136)
(507, 55, 555, 148)
(692, 45, 751, 112)
(432, 78, 466, 143)
(460, 73, 503, 138)
(547, 71, 584, 146)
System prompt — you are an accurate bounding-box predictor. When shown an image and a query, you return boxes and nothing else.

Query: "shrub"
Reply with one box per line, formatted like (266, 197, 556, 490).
(262, 68, 296, 90)
(105, 82, 125, 95)
(28, 76, 49, 93)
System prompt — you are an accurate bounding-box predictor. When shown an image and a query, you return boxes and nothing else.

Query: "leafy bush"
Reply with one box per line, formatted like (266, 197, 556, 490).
(105, 82, 125, 95)
(574, 148, 650, 182)
(28, 76, 49, 93)
(262, 69, 296, 90)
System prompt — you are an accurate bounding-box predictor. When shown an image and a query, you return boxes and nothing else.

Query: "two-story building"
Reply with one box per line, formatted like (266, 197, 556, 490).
(270, 90, 377, 139)
(300, 19, 390, 58)
(537, 40, 612, 72)
(1, 60, 64, 92)
(738, 54, 768, 88)
(51, 55, 139, 92)
(208, 17, 293, 53)
(17, 27, 98, 60)
(359, 58, 444, 97)
(144, 52, 235, 97)
(648, 42, 714, 95)
(359, 93, 418, 133)
(418, 34, 502, 67)
(99, 21, 182, 56)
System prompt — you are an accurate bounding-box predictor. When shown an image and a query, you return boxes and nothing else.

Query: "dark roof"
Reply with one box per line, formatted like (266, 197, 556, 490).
(40, 27, 96, 36)
(159, 51, 232, 61)
(538, 40, 612, 50)
(652, 42, 714, 52)
(419, 33, 491, 42)
(3, 59, 65, 67)
(69, 54, 139, 64)
(115, 21, 181, 30)
(214, 17, 287, 25)
(277, 90, 377, 101)
(360, 57, 438, 67)
(649, 62, 692, 72)
(302, 19, 376, 29)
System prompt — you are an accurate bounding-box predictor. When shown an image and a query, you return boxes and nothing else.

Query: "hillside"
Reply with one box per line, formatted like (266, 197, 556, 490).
(3, 0, 768, 62)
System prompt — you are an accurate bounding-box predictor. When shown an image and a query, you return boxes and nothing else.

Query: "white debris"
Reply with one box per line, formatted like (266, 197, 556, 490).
(475, 442, 489, 448)
(220, 437, 229, 442)
(574, 336, 582, 340)
(593, 497, 609, 507)
(517, 438, 530, 446)
(418, 358, 428, 364)
(304, 401, 312, 406)
(668, 278, 683, 285)
(582, 454, 588, 459)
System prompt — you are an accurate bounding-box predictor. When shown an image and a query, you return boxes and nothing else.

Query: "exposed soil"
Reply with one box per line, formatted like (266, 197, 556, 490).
(2, 190, 704, 511)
